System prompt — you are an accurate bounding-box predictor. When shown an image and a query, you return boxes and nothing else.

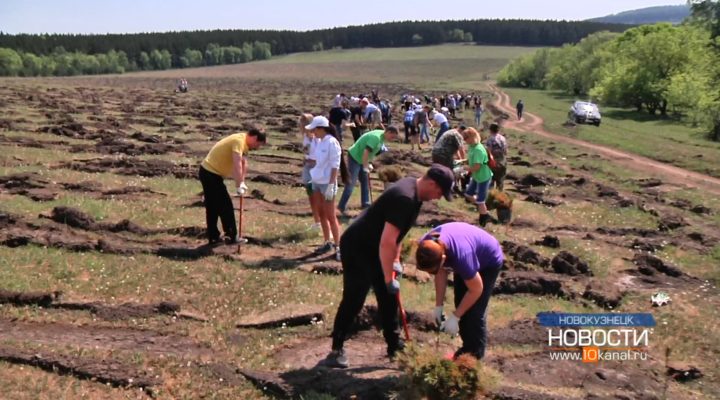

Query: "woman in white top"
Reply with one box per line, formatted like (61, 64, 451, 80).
(299, 113, 321, 231)
(306, 116, 346, 261)
(433, 109, 450, 142)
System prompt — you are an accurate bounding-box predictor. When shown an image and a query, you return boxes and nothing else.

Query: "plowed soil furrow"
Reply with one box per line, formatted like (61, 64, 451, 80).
(0, 319, 212, 358)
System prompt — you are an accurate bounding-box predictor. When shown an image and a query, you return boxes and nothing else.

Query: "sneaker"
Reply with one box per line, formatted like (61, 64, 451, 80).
(335, 249, 341, 261)
(208, 237, 222, 246)
(315, 242, 334, 254)
(322, 349, 349, 369)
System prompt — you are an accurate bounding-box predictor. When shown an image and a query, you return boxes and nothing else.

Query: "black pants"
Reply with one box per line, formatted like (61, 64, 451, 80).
(403, 121, 416, 143)
(198, 166, 236, 241)
(453, 265, 501, 359)
(331, 239, 400, 353)
(350, 126, 363, 142)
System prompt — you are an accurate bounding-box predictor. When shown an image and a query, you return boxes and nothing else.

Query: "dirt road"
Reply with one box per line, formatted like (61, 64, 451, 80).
(490, 84, 720, 196)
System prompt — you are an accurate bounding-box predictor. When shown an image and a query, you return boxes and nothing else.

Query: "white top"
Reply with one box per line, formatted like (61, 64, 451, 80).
(303, 135, 319, 160)
(310, 135, 341, 184)
(433, 112, 448, 125)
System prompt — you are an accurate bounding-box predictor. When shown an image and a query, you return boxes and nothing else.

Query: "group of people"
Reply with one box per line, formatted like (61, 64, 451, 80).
(196, 89, 512, 370)
(428, 122, 508, 226)
(317, 159, 504, 370)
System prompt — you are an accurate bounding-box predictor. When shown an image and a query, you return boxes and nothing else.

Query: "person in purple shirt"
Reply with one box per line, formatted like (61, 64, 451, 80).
(415, 222, 504, 359)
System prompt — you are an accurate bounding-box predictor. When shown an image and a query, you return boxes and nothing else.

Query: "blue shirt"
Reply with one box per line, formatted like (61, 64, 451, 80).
(364, 103, 379, 119)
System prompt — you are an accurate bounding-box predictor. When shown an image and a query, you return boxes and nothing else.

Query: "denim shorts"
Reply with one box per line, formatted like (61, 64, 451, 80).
(466, 178, 492, 204)
(312, 182, 330, 194)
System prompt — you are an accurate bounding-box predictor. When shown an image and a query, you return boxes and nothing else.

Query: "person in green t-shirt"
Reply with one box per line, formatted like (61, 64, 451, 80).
(461, 128, 493, 227)
(337, 126, 399, 214)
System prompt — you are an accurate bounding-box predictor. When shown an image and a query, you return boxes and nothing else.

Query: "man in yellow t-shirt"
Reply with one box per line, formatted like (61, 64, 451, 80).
(199, 129, 267, 245)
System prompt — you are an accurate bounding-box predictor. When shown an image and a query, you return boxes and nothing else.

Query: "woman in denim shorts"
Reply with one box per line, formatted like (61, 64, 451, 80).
(461, 128, 493, 227)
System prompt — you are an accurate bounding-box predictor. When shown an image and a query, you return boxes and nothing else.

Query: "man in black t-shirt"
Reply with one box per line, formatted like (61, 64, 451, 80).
(322, 164, 455, 368)
(329, 100, 351, 144)
(349, 104, 364, 142)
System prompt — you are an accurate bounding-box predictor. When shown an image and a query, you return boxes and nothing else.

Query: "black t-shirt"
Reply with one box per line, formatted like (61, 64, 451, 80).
(350, 106, 362, 120)
(329, 107, 349, 125)
(341, 177, 422, 259)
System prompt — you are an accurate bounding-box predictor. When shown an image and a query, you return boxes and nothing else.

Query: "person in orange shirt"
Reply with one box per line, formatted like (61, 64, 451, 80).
(199, 129, 267, 245)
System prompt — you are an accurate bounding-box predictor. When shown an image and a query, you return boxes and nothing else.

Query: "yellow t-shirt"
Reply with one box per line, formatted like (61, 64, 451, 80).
(201, 133, 248, 177)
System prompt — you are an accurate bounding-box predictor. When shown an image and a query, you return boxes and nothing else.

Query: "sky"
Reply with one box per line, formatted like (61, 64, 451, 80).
(0, 0, 685, 35)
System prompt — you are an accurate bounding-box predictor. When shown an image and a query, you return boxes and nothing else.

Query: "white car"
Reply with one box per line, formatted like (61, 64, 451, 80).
(568, 101, 602, 126)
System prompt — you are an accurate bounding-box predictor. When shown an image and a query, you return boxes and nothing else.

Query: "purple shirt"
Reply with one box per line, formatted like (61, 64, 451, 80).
(420, 222, 504, 280)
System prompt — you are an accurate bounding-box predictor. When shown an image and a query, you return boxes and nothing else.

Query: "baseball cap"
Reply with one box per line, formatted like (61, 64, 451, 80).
(305, 116, 329, 130)
(426, 164, 454, 201)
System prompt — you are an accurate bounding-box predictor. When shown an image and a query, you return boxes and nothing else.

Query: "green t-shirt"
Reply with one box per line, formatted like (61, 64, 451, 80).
(348, 130, 385, 164)
(468, 143, 493, 182)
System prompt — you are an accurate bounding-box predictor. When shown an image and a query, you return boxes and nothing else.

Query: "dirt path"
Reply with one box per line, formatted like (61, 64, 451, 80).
(489, 84, 720, 196)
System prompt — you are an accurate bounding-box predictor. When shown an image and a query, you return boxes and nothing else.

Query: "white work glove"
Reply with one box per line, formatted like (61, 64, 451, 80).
(323, 183, 337, 201)
(237, 182, 248, 195)
(441, 312, 460, 335)
(386, 279, 400, 295)
(392, 261, 403, 279)
(432, 306, 445, 326)
(363, 164, 374, 174)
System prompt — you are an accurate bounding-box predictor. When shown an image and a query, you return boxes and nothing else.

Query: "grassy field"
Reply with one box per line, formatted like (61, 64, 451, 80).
(125, 44, 538, 88)
(0, 44, 719, 399)
(502, 87, 720, 178)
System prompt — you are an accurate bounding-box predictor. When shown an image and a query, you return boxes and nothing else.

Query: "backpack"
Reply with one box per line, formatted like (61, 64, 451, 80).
(487, 135, 506, 159)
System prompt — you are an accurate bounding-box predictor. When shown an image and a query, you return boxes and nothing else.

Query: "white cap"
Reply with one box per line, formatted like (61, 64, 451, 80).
(305, 116, 329, 130)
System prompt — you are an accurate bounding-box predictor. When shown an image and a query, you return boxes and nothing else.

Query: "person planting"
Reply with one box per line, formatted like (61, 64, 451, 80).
(198, 128, 266, 245)
(337, 126, 399, 215)
(431, 127, 466, 170)
(461, 128, 493, 227)
(323, 164, 455, 368)
(416, 222, 504, 360)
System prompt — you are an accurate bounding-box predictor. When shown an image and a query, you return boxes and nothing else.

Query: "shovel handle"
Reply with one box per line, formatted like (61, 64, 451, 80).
(394, 271, 411, 341)
(237, 195, 244, 254)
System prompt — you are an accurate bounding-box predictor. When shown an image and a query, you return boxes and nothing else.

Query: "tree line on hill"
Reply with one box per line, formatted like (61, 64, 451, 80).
(0, 41, 273, 76)
(0, 19, 627, 77)
(498, 1, 720, 141)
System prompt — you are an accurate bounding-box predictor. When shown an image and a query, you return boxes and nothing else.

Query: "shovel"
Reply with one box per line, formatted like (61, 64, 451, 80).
(394, 271, 411, 342)
(237, 193, 244, 254)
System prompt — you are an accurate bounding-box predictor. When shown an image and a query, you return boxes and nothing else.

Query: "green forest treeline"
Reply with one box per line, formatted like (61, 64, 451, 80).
(0, 19, 627, 77)
(0, 42, 272, 76)
(498, 1, 720, 140)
